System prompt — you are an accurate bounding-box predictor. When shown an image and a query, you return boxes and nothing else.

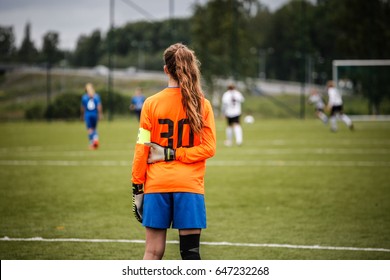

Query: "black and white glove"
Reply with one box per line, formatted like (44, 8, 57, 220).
(132, 183, 144, 223)
(144, 142, 175, 163)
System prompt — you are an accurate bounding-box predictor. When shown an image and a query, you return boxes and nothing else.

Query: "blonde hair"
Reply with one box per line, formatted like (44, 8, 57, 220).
(85, 83, 95, 96)
(164, 43, 204, 135)
(327, 80, 335, 88)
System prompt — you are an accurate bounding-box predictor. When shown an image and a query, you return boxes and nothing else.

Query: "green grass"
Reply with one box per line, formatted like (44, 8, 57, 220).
(0, 118, 389, 260)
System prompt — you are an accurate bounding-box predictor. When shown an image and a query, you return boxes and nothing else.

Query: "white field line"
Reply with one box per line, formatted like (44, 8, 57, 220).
(1, 148, 389, 156)
(1, 236, 389, 253)
(0, 159, 389, 167)
(207, 160, 390, 167)
(0, 160, 130, 167)
(222, 148, 390, 155)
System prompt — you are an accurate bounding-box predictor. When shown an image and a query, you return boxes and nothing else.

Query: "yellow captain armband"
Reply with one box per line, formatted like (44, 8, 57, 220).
(136, 128, 151, 144)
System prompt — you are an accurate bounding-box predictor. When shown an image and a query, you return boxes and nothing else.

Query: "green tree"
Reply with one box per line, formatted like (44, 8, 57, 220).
(321, 0, 389, 59)
(0, 26, 16, 62)
(42, 31, 63, 64)
(102, 19, 192, 70)
(72, 30, 102, 66)
(18, 22, 38, 64)
(265, 0, 317, 81)
(315, 0, 390, 113)
(192, 0, 259, 81)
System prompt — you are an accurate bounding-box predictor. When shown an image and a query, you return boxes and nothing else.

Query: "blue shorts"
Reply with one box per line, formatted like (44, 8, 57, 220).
(85, 113, 98, 129)
(142, 193, 206, 229)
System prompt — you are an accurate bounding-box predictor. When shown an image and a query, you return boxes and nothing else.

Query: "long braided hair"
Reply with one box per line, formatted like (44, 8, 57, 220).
(164, 43, 204, 135)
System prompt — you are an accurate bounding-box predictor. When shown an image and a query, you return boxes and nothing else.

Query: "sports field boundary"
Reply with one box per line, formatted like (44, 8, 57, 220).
(349, 115, 390, 121)
(1, 236, 389, 253)
(1, 159, 390, 167)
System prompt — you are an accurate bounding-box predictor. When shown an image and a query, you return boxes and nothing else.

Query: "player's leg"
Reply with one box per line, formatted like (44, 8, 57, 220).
(85, 115, 95, 148)
(136, 110, 141, 121)
(142, 193, 172, 260)
(232, 116, 243, 145)
(173, 193, 206, 260)
(87, 128, 94, 144)
(225, 118, 233, 146)
(316, 109, 328, 124)
(233, 124, 243, 145)
(144, 227, 167, 260)
(329, 107, 338, 132)
(179, 229, 201, 260)
(90, 115, 99, 148)
(340, 113, 354, 130)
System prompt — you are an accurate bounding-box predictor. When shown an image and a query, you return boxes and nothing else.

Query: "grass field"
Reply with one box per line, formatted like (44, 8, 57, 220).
(0, 117, 389, 260)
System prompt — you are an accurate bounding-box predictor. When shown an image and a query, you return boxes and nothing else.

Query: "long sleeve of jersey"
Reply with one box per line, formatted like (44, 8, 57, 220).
(131, 143, 149, 185)
(175, 100, 216, 163)
(131, 110, 152, 185)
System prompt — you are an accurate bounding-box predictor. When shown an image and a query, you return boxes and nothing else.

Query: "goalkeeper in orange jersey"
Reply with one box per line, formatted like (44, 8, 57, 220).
(131, 43, 217, 260)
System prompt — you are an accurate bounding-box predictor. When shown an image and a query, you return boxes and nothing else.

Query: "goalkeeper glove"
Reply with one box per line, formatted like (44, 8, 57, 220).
(144, 142, 175, 163)
(132, 183, 144, 223)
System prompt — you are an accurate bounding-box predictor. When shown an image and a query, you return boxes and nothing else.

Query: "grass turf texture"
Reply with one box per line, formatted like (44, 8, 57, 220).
(0, 119, 389, 260)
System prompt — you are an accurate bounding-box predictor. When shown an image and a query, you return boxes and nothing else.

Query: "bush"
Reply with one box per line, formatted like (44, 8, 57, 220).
(98, 88, 130, 115)
(25, 103, 46, 120)
(45, 92, 82, 120)
(25, 89, 130, 120)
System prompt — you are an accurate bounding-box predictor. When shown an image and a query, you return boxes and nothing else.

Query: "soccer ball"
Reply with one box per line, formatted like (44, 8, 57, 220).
(244, 115, 255, 124)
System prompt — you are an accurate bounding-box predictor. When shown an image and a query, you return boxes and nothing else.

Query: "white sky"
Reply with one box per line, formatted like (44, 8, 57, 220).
(0, 0, 293, 51)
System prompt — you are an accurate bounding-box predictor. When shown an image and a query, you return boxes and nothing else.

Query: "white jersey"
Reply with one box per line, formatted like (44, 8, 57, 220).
(222, 89, 245, 118)
(327, 87, 343, 107)
(308, 93, 325, 109)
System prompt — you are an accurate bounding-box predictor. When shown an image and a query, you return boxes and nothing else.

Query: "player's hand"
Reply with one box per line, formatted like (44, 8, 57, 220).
(145, 142, 165, 163)
(132, 183, 144, 223)
(144, 143, 175, 163)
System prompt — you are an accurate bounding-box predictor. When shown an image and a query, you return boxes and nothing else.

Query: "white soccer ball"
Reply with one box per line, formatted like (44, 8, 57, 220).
(244, 115, 255, 124)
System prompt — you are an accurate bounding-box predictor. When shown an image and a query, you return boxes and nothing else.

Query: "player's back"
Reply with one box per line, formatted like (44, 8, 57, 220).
(82, 94, 100, 114)
(145, 88, 195, 149)
(328, 88, 342, 106)
(141, 87, 207, 194)
(222, 90, 244, 117)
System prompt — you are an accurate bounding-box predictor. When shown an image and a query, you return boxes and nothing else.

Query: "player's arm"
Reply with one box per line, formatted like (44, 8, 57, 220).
(240, 92, 245, 103)
(175, 110, 216, 163)
(131, 136, 149, 224)
(98, 104, 103, 120)
(221, 94, 228, 115)
(80, 105, 84, 121)
(131, 103, 151, 223)
(131, 128, 150, 223)
(326, 93, 332, 112)
(96, 95, 103, 120)
(131, 127, 150, 184)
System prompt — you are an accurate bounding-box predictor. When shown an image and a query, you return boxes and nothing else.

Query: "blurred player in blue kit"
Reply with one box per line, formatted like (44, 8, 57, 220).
(129, 87, 145, 121)
(80, 83, 103, 150)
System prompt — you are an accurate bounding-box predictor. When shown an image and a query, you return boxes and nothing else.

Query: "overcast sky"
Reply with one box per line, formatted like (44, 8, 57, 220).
(0, 0, 293, 50)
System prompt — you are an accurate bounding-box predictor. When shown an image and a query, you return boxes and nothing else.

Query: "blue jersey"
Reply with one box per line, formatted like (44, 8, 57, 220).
(81, 93, 101, 114)
(131, 95, 145, 111)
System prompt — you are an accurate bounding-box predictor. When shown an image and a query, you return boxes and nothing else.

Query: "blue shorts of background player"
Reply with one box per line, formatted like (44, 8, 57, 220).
(85, 113, 98, 130)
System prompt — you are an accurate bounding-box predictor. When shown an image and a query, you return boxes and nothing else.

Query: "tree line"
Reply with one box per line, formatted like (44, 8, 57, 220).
(1, 0, 389, 91)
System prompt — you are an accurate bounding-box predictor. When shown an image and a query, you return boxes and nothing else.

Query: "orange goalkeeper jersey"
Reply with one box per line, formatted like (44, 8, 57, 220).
(131, 87, 216, 194)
